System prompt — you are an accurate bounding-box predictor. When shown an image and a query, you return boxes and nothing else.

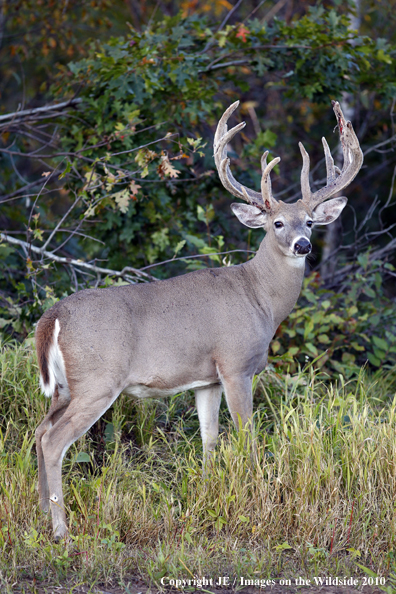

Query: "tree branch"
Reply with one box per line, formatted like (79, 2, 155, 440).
(363, 134, 396, 157)
(0, 233, 157, 283)
(0, 98, 82, 123)
(140, 249, 256, 270)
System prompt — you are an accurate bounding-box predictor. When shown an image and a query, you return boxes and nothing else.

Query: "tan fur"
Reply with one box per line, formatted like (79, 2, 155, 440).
(35, 312, 57, 388)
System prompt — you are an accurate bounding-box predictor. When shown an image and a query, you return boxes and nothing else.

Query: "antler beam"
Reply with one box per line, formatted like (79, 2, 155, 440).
(214, 101, 279, 213)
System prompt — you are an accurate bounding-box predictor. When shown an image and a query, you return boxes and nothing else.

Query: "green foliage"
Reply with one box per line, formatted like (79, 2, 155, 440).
(0, 243, 62, 338)
(50, 8, 396, 274)
(272, 256, 396, 376)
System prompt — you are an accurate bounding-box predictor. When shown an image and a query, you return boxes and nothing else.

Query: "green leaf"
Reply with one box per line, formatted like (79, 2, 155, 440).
(351, 341, 365, 352)
(75, 452, 90, 463)
(372, 336, 388, 351)
(356, 563, 379, 578)
(184, 532, 193, 544)
(112, 188, 131, 213)
(287, 346, 299, 356)
(0, 318, 10, 329)
(373, 347, 386, 360)
(367, 352, 381, 367)
(173, 240, 186, 256)
(185, 234, 207, 249)
(377, 49, 392, 64)
(363, 286, 376, 298)
(274, 541, 292, 552)
(271, 340, 281, 354)
(318, 334, 330, 344)
(214, 516, 227, 530)
(258, 129, 277, 148)
(305, 343, 318, 356)
(342, 352, 355, 364)
(197, 205, 206, 222)
(58, 160, 72, 179)
(104, 422, 114, 443)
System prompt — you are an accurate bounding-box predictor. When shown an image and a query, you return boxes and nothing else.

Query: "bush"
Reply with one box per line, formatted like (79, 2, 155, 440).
(272, 254, 396, 376)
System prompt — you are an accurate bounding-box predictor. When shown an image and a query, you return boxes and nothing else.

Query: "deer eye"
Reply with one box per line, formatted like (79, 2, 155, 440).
(306, 220, 313, 228)
(274, 221, 284, 229)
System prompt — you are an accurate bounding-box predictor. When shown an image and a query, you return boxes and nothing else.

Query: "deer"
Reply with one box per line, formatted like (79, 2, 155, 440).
(35, 100, 363, 541)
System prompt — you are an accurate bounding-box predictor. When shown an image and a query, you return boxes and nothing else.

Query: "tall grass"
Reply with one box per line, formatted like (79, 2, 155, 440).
(0, 339, 396, 591)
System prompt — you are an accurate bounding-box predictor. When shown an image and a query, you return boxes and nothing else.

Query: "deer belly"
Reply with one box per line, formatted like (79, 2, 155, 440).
(123, 379, 218, 399)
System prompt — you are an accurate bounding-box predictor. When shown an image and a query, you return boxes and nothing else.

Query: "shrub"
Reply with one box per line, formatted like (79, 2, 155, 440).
(272, 255, 396, 376)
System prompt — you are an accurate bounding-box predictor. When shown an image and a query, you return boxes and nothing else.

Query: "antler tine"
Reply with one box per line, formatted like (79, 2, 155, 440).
(261, 151, 280, 210)
(322, 136, 337, 184)
(215, 121, 246, 168)
(214, 100, 239, 150)
(214, 102, 267, 209)
(299, 142, 311, 202)
(302, 100, 363, 209)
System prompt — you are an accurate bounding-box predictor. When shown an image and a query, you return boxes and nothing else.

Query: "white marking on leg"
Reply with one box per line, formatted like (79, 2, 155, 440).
(195, 386, 222, 455)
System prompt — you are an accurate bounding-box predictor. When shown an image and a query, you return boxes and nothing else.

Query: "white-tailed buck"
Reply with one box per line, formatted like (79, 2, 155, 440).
(36, 100, 363, 540)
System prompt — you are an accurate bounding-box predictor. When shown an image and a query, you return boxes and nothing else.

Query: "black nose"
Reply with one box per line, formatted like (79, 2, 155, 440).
(294, 237, 312, 255)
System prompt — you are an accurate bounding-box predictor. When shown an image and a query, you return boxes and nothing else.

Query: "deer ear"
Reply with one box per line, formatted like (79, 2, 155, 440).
(231, 203, 268, 229)
(312, 197, 347, 225)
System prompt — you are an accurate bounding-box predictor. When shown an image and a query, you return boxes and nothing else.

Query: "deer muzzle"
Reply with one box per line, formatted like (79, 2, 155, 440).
(293, 237, 312, 255)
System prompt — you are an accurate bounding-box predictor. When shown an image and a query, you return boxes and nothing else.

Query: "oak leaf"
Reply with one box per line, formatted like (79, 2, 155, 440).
(236, 24, 249, 43)
(158, 154, 180, 178)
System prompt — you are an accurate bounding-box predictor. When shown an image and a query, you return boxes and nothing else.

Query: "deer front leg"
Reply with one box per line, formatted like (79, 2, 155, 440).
(195, 385, 222, 469)
(221, 374, 255, 456)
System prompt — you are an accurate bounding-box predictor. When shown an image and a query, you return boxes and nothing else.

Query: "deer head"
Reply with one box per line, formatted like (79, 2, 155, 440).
(214, 100, 363, 261)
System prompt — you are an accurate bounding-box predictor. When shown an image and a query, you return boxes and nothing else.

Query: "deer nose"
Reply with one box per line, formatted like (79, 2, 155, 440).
(294, 237, 312, 255)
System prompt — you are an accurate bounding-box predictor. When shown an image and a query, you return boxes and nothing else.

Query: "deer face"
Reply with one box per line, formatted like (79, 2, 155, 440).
(271, 202, 313, 258)
(231, 196, 347, 260)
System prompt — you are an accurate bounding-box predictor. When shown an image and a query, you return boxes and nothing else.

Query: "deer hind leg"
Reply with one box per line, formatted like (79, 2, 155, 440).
(35, 386, 70, 513)
(195, 384, 222, 468)
(41, 386, 119, 541)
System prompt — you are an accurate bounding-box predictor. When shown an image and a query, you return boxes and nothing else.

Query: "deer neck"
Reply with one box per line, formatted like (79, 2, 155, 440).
(245, 233, 306, 329)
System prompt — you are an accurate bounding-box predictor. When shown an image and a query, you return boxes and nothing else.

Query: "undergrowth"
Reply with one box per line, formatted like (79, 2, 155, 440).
(1, 339, 396, 591)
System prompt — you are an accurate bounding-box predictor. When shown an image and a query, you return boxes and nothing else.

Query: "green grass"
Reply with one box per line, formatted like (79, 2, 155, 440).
(1, 339, 396, 592)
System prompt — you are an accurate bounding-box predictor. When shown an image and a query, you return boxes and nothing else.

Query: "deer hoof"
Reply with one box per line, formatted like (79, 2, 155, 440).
(39, 498, 50, 513)
(53, 523, 68, 543)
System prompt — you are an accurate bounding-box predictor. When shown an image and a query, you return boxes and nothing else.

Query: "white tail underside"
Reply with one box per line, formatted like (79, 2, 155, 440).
(39, 319, 68, 398)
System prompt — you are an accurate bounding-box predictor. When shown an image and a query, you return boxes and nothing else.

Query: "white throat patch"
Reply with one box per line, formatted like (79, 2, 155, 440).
(287, 255, 306, 268)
